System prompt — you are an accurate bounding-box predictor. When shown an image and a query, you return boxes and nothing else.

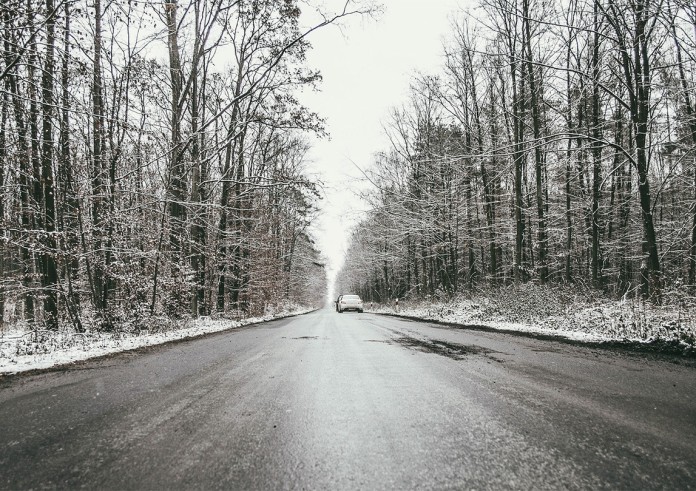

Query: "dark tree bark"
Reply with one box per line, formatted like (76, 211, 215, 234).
(522, 0, 548, 282)
(40, 0, 58, 329)
(91, 0, 108, 317)
(3, 8, 34, 321)
(27, 7, 44, 322)
(216, 46, 245, 313)
(465, 48, 498, 284)
(190, 58, 205, 315)
(0, 75, 6, 328)
(603, 0, 661, 300)
(505, 26, 526, 284)
(58, 1, 82, 331)
(165, 0, 186, 268)
(564, 39, 575, 283)
(590, 0, 604, 289)
(666, 0, 696, 285)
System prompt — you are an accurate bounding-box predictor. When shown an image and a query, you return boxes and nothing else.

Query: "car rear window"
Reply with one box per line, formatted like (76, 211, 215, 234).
(343, 295, 361, 300)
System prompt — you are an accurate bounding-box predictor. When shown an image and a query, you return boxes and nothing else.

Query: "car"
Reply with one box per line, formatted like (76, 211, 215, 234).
(337, 294, 363, 313)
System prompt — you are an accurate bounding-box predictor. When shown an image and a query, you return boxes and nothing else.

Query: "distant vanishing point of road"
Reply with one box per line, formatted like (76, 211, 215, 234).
(1, 309, 695, 489)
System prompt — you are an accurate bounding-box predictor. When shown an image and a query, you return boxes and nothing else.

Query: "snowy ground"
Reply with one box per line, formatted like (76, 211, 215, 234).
(368, 284, 696, 353)
(4, 286, 695, 375)
(0, 307, 313, 375)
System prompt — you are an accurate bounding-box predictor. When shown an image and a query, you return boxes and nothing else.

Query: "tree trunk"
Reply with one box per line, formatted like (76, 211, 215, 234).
(165, 0, 186, 274)
(565, 43, 574, 283)
(190, 1, 205, 316)
(465, 48, 497, 285)
(27, 18, 44, 323)
(604, 0, 661, 301)
(92, 0, 108, 318)
(668, 0, 696, 285)
(590, 2, 603, 289)
(59, 1, 82, 330)
(216, 62, 245, 313)
(3, 11, 34, 322)
(511, 55, 525, 283)
(522, 0, 548, 282)
(0, 79, 6, 328)
(41, 0, 59, 329)
(230, 127, 248, 311)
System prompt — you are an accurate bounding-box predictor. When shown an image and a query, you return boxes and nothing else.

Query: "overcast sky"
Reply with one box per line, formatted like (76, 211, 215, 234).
(299, 0, 465, 287)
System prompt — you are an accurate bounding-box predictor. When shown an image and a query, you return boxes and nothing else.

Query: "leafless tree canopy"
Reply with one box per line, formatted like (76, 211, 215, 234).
(337, 0, 696, 305)
(0, 0, 372, 330)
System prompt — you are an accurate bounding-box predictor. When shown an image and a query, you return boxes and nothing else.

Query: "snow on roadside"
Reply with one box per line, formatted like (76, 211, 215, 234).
(368, 285, 696, 351)
(0, 308, 313, 375)
(371, 304, 613, 343)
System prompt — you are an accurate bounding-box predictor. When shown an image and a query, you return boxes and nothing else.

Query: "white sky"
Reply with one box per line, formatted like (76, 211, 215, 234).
(299, 0, 466, 288)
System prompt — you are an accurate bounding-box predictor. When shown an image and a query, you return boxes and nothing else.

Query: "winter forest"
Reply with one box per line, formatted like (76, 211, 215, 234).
(0, 0, 376, 331)
(336, 0, 696, 312)
(1, 0, 696, 336)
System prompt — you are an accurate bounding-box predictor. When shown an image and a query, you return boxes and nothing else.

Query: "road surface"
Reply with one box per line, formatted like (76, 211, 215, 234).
(1, 309, 695, 489)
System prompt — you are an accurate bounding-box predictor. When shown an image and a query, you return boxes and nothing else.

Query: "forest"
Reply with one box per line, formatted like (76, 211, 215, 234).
(0, 0, 370, 331)
(336, 0, 696, 310)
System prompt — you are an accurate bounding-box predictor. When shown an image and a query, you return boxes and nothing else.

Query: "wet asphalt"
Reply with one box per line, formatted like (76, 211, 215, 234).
(1, 309, 695, 490)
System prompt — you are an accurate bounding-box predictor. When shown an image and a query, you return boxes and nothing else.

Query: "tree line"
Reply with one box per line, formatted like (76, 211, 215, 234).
(0, 0, 367, 330)
(337, 0, 696, 305)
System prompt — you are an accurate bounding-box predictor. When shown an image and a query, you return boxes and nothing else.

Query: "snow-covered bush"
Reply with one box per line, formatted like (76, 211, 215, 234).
(374, 284, 696, 349)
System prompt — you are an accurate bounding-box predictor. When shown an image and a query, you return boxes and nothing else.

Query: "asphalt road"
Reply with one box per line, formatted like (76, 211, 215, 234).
(1, 309, 695, 490)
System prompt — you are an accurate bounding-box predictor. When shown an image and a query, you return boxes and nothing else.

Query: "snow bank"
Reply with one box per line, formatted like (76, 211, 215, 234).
(369, 285, 696, 351)
(0, 307, 312, 375)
